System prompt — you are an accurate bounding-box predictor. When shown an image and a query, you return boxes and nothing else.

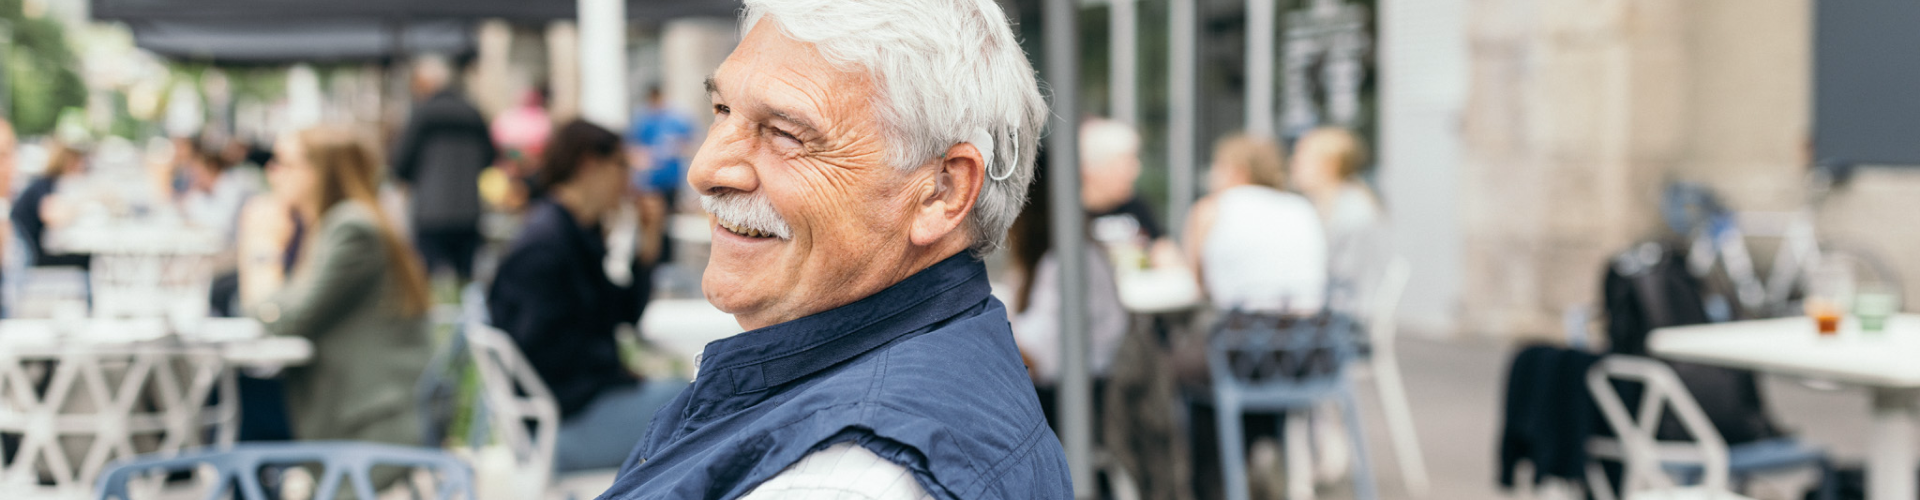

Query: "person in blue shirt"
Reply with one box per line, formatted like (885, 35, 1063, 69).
(628, 86, 694, 198)
(596, 0, 1068, 498)
(628, 86, 694, 265)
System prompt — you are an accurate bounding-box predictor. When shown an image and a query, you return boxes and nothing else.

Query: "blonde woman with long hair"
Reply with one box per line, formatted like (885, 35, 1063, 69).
(248, 125, 432, 448)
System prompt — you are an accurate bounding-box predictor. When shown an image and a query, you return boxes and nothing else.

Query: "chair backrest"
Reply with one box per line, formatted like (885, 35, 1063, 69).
(95, 441, 475, 500)
(1585, 355, 1731, 494)
(0, 344, 236, 499)
(461, 322, 558, 492)
(1207, 310, 1361, 402)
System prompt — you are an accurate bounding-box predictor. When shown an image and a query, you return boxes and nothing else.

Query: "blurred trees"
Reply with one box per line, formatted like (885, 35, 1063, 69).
(0, 0, 87, 136)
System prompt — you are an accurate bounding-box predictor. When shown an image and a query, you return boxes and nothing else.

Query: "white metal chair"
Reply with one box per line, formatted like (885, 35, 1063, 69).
(0, 344, 237, 499)
(1584, 355, 1755, 500)
(1352, 256, 1429, 496)
(460, 322, 561, 500)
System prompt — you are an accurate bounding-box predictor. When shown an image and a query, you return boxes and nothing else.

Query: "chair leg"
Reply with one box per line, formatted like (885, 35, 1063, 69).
(1217, 396, 1251, 500)
(1339, 390, 1378, 500)
(1817, 458, 1838, 500)
(1369, 354, 1430, 496)
(1285, 410, 1316, 500)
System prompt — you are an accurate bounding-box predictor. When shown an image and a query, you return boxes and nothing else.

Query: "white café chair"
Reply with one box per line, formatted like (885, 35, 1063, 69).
(1351, 256, 1430, 496)
(463, 322, 622, 500)
(0, 344, 236, 499)
(1584, 355, 1755, 500)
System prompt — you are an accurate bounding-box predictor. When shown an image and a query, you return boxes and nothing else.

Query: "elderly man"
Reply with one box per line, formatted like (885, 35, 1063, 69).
(597, 0, 1069, 499)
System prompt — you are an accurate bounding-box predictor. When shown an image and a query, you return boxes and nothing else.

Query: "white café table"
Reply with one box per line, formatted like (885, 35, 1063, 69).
(1649, 314, 1920, 500)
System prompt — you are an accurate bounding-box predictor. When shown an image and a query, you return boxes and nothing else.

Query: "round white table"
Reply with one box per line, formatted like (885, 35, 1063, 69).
(1650, 314, 1920, 500)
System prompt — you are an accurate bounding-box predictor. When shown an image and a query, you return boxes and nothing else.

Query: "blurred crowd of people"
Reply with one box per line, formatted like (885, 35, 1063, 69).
(0, 54, 697, 476)
(1005, 118, 1388, 500)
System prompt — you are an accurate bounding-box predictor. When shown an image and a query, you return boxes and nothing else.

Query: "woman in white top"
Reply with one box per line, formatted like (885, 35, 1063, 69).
(1183, 133, 1327, 314)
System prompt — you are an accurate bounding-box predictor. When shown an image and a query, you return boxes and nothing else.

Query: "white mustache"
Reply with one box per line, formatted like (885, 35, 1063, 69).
(701, 193, 793, 240)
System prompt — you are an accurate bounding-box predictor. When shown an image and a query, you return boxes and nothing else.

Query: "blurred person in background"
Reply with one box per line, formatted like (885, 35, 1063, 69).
(392, 54, 497, 284)
(178, 137, 263, 317)
(247, 125, 432, 450)
(1082, 117, 1180, 267)
(10, 141, 90, 269)
(1007, 155, 1127, 418)
(1176, 133, 1329, 500)
(1182, 133, 1327, 314)
(487, 120, 685, 472)
(1291, 126, 1390, 312)
(628, 85, 693, 267)
(486, 87, 551, 213)
(0, 119, 15, 273)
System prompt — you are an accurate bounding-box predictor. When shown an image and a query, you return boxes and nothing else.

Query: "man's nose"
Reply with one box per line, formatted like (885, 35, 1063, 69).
(687, 121, 760, 196)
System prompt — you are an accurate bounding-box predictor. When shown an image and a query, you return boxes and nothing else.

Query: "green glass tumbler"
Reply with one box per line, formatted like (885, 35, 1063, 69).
(1855, 292, 1899, 333)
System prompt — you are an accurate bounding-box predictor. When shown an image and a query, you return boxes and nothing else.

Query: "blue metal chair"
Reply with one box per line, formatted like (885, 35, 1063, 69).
(1205, 310, 1376, 500)
(94, 441, 475, 500)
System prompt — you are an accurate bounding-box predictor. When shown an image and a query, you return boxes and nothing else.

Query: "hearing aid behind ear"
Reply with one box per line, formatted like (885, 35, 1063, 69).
(968, 127, 1015, 182)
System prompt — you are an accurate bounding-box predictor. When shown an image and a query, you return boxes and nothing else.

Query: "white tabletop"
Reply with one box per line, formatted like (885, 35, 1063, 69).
(46, 222, 223, 255)
(1116, 266, 1204, 314)
(641, 298, 743, 361)
(1648, 314, 1920, 388)
(0, 317, 313, 367)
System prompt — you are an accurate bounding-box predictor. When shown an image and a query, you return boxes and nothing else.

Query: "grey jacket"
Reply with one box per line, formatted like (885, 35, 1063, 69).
(256, 201, 430, 446)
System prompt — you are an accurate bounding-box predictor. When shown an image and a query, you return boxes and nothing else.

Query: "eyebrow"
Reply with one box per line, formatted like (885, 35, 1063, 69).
(706, 74, 826, 138)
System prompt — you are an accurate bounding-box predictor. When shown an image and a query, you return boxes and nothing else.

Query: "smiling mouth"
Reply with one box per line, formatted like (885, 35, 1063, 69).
(716, 219, 779, 240)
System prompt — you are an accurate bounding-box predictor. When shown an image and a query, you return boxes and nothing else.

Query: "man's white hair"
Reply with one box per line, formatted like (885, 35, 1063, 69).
(742, 0, 1048, 257)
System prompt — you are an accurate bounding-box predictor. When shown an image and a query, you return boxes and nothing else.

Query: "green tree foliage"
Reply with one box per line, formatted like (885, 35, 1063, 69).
(0, 0, 87, 136)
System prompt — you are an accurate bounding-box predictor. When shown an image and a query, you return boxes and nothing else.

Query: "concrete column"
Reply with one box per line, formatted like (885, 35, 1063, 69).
(1245, 0, 1277, 136)
(472, 19, 515, 118)
(1044, 0, 1093, 496)
(1168, 0, 1197, 239)
(547, 21, 581, 123)
(1109, 0, 1138, 126)
(578, 0, 629, 131)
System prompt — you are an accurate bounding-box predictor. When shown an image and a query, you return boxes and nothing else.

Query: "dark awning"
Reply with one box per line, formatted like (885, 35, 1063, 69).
(92, 0, 742, 23)
(128, 19, 474, 64)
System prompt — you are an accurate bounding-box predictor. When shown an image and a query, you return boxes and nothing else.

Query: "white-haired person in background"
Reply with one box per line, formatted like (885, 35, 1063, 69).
(1081, 118, 1182, 268)
(596, 0, 1070, 499)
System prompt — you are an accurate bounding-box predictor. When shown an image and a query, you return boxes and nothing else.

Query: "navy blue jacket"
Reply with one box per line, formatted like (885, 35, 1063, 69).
(598, 254, 1073, 499)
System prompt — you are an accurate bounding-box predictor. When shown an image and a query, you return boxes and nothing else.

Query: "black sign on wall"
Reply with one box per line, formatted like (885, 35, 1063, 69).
(1815, 0, 1920, 168)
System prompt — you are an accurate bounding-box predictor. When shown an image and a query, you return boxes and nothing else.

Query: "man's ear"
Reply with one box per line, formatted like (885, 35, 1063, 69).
(909, 142, 986, 247)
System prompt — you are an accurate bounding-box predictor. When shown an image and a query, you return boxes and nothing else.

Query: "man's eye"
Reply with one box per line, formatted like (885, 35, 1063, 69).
(713, 104, 731, 115)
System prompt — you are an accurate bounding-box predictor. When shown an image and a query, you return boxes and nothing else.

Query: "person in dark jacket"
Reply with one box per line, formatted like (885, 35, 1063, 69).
(487, 120, 685, 472)
(9, 142, 89, 268)
(392, 54, 496, 282)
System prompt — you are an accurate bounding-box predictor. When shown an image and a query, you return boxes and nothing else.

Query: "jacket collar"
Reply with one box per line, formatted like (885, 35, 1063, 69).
(691, 253, 990, 397)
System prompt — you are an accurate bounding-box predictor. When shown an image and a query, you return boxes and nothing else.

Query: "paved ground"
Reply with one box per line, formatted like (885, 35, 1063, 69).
(1300, 336, 1878, 500)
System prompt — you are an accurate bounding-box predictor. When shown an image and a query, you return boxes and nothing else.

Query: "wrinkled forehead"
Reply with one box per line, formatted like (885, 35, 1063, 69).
(712, 21, 882, 133)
